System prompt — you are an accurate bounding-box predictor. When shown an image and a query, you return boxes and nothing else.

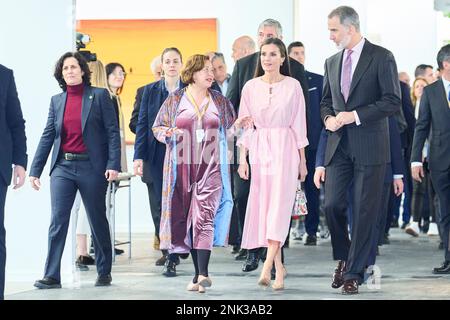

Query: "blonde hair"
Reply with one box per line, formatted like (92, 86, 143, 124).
(410, 77, 428, 107)
(88, 60, 108, 89)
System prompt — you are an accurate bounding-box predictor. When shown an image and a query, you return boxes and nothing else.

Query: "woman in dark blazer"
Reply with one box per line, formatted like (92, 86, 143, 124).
(133, 47, 186, 273)
(29, 52, 121, 289)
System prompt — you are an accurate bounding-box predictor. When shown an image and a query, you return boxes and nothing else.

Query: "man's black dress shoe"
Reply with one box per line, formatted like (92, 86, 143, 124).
(235, 249, 247, 261)
(114, 248, 124, 255)
(162, 260, 177, 277)
(433, 261, 450, 274)
(242, 251, 259, 272)
(34, 277, 61, 289)
(342, 279, 359, 295)
(304, 234, 317, 246)
(77, 255, 95, 265)
(95, 274, 112, 286)
(331, 260, 346, 289)
(382, 233, 390, 245)
(231, 245, 240, 255)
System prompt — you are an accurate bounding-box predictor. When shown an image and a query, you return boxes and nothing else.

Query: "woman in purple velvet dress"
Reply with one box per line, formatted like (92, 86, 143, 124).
(153, 54, 250, 293)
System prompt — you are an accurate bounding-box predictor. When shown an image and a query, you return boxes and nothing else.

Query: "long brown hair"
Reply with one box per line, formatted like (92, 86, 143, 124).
(254, 38, 291, 78)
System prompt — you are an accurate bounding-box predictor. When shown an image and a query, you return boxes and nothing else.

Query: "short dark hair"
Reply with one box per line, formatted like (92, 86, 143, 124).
(161, 47, 183, 63)
(287, 41, 304, 55)
(181, 54, 209, 84)
(414, 64, 433, 78)
(255, 38, 291, 78)
(54, 51, 91, 91)
(105, 62, 126, 95)
(437, 44, 450, 70)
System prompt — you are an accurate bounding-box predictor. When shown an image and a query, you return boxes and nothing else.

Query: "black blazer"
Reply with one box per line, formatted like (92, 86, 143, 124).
(30, 86, 121, 178)
(411, 80, 450, 171)
(226, 51, 309, 113)
(133, 79, 186, 184)
(129, 85, 145, 134)
(305, 70, 324, 151)
(320, 39, 401, 166)
(0, 65, 27, 185)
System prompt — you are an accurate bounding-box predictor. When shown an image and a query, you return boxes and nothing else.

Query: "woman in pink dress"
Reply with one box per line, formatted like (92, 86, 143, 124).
(237, 38, 308, 290)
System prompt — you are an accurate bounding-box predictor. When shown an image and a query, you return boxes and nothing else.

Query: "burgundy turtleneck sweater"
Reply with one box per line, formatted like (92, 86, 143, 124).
(61, 83, 87, 153)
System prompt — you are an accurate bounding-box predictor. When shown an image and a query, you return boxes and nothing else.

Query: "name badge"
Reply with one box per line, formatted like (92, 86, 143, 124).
(196, 129, 205, 142)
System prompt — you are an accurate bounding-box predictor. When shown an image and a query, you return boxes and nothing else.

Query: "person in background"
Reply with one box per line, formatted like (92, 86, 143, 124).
(398, 71, 411, 87)
(288, 41, 324, 246)
(0, 64, 27, 300)
(151, 55, 163, 82)
(231, 36, 256, 63)
(411, 44, 450, 274)
(30, 52, 120, 289)
(133, 47, 187, 274)
(211, 52, 231, 95)
(414, 64, 436, 85)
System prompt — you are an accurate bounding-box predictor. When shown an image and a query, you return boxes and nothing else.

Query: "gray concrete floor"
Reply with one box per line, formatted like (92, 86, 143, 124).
(5, 228, 450, 300)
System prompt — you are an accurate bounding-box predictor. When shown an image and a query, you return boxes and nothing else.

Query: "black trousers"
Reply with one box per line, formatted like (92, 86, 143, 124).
(411, 161, 437, 223)
(146, 180, 162, 240)
(0, 183, 7, 300)
(45, 159, 112, 281)
(231, 163, 251, 247)
(430, 168, 450, 261)
(324, 137, 385, 282)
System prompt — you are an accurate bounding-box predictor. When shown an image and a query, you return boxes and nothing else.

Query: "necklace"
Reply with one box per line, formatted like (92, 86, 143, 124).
(264, 75, 284, 105)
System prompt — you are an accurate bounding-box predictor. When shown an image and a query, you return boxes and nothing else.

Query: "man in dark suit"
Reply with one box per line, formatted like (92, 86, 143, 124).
(0, 65, 27, 300)
(320, 6, 401, 294)
(288, 41, 323, 246)
(227, 18, 309, 272)
(411, 44, 450, 274)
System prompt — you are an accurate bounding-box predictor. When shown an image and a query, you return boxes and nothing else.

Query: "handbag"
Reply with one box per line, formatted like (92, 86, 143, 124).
(292, 180, 308, 218)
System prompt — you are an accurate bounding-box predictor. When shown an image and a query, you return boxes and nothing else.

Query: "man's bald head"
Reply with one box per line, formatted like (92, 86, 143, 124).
(231, 36, 256, 62)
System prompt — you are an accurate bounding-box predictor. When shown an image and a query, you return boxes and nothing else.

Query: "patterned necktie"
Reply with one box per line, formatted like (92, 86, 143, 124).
(342, 49, 353, 102)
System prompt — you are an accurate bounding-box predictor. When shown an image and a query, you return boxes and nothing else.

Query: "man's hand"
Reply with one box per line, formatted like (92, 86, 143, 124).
(29, 176, 41, 191)
(392, 178, 404, 196)
(325, 116, 342, 132)
(105, 170, 119, 182)
(12, 165, 26, 189)
(335, 111, 356, 126)
(411, 165, 424, 183)
(314, 168, 326, 189)
(134, 160, 143, 177)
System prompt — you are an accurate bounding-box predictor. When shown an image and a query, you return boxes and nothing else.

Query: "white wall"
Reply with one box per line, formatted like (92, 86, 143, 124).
(296, 0, 446, 79)
(76, 0, 295, 72)
(0, 0, 74, 282)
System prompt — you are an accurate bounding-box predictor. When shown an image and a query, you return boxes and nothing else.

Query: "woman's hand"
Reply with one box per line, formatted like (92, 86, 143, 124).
(238, 161, 250, 180)
(299, 160, 307, 182)
(165, 127, 183, 138)
(234, 116, 253, 130)
(134, 159, 143, 177)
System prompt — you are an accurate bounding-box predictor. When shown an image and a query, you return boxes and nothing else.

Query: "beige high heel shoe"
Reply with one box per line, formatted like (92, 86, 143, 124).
(186, 281, 199, 291)
(272, 281, 284, 291)
(198, 284, 206, 293)
(198, 275, 212, 288)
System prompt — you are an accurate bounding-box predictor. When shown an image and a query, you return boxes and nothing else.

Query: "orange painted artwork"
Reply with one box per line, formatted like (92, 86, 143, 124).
(77, 19, 218, 143)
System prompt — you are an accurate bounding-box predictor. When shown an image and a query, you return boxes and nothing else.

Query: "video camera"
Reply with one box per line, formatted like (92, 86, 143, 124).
(76, 32, 97, 62)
